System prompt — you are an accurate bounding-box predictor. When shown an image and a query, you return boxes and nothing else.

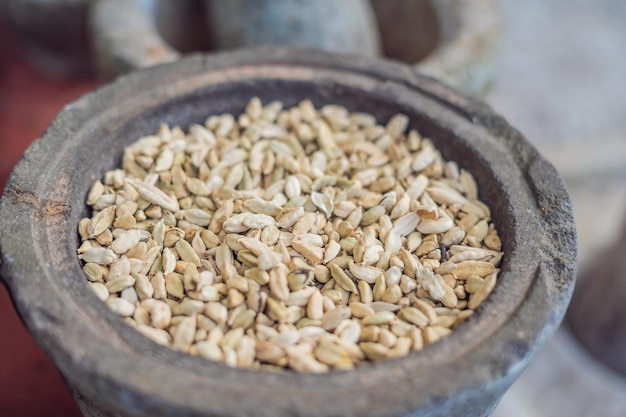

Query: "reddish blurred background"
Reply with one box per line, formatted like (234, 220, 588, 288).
(0, 20, 96, 417)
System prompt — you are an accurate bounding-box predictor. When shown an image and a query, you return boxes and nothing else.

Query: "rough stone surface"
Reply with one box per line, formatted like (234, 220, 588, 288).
(206, 0, 381, 57)
(0, 48, 576, 417)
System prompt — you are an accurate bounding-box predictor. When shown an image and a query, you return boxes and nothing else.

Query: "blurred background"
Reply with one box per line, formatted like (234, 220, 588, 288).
(0, 0, 625, 416)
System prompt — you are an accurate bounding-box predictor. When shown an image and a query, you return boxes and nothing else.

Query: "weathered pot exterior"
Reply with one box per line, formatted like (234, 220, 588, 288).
(0, 48, 576, 417)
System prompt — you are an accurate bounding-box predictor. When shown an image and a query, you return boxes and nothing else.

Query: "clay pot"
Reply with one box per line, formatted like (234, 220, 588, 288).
(0, 48, 576, 417)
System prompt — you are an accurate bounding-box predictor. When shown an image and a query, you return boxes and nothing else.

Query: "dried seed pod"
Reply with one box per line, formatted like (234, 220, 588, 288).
(83, 263, 104, 282)
(465, 220, 489, 247)
(382, 285, 403, 304)
(79, 248, 117, 265)
(314, 341, 352, 367)
(111, 229, 141, 254)
(372, 275, 387, 302)
(196, 341, 224, 361)
(468, 272, 497, 309)
(330, 264, 358, 293)
(292, 212, 317, 235)
(277, 207, 305, 229)
(106, 298, 136, 317)
(127, 179, 180, 212)
(291, 239, 324, 263)
(358, 280, 374, 304)
(303, 289, 322, 320)
(417, 212, 454, 234)
(384, 266, 402, 286)
(349, 262, 383, 284)
(173, 315, 197, 351)
(269, 267, 290, 301)
(321, 306, 351, 331)
(484, 224, 503, 251)
(415, 264, 458, 308)
(89, 282, 109, 301)
(452, 261, 497, 279)
(132, 273, 153, 300)
(423, 326, 452, 345)
(362, 311, 395, 326)
(386, 114, 409, 139)
(362, 245, 384, 266)
(88, 206, 116, 237)
(86, 181, 105, 206)
(349, 302, 375, 318)
(175, 239, 202, 267)
(387, 337, 412, 358)
(398, 307, 429, 328)
(359, 342, 389, 361)
(165, 273, 185, 299)
(411, 145, 436, 172)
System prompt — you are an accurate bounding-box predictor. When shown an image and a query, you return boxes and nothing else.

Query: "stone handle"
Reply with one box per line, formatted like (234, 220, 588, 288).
(90, 0, 180, 80)
(414, 0, 501, 97)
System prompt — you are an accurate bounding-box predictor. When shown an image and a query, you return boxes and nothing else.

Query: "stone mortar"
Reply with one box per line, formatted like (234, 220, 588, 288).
(0, 48, 576, 417)
(89, 0, 499, 97)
